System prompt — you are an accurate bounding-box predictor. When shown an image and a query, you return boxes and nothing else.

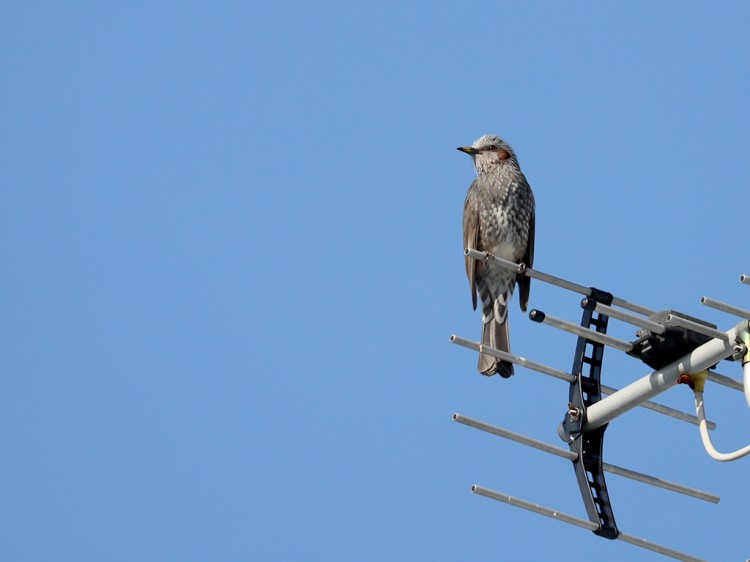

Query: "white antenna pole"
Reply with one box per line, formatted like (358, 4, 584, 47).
(581, 327, 737, 433)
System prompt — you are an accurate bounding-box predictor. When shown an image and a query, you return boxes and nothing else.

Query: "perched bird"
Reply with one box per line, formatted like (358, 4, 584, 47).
(458, 135, 535, 377)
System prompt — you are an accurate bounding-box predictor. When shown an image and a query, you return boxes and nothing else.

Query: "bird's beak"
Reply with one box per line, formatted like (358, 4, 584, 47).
(457, 146, 477, 155)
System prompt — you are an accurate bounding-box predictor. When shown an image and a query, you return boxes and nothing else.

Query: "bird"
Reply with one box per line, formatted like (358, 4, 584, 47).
(458, 134, 535, 378)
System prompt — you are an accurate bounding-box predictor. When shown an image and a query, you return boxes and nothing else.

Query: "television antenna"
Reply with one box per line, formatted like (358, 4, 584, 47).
(451, 249, 750, 562)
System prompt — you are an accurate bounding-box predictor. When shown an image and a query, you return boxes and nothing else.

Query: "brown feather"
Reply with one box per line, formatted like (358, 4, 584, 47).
(478, 317, 514, 377)
(463, 197, 480, 310)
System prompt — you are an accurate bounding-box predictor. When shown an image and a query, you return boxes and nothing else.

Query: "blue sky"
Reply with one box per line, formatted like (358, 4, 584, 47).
(3, 2, 750, 560)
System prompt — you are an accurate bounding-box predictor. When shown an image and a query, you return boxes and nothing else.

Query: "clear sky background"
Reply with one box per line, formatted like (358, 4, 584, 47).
(3, 2, 750, 561)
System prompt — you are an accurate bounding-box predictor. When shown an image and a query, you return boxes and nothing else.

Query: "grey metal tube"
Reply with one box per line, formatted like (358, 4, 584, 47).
(665, 313, 729, 341)
(453, 413, 576, 461)
(584, 299, 665, 334)
(464, 248, 654, 315)
(740, 274, 750, 285)
(700, 296, 750, 320)
(610, 295, 656, 317)
(465, 248, 591, 296)
(471, 485, 707, 562)
(449, 334, 576, 383)
(529, 310, 634, 352)
(617, 532, 708, 562)
(584, 328, 738, 432)
(601, 384, 716, 430)
(454, 414, 719, 501)
(707, 370, 744, 392)
(600, 462, 719, 503)
(471, 484, 598, 530)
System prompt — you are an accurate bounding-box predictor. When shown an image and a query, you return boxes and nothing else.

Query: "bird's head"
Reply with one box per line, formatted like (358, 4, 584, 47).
(457, 134, 517, 174)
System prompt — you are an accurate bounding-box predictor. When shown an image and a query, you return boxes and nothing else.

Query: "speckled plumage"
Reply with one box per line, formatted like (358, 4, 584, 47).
(459, 135, 535, 377)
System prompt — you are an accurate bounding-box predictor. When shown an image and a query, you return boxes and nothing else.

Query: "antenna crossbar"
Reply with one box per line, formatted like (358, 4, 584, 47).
(449, 334, 574, 383)
(664, 313, 729, 342)
(582, 298, 665, 334)
(453, 413, 718, 503)
(529, 309, 634, 352)
(464, 248, 655, 316)
(707, 370, 744, 392)
(700, 296, 750, 320)
(449, 335, 715, 429)
(471, 485, 707, 562)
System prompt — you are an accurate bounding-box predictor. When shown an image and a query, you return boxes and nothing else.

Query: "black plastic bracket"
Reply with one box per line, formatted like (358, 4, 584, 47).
(562, 287, 619, 540)
(627, 310, 717, 370)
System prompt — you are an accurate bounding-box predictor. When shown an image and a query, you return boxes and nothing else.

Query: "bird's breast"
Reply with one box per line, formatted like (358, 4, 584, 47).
(479, 201, 531, 261)
(466, 169, 534, 263)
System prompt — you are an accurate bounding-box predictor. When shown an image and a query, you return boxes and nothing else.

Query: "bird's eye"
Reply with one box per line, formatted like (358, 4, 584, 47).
(487, 145, 498, 150)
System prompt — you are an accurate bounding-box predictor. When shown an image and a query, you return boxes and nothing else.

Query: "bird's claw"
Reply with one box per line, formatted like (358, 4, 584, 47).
(517, 262, 527, 276)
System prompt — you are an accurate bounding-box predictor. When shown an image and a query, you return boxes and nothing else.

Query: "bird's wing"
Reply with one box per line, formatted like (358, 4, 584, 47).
(463, 192, 480, 310)
(518, 205, 535, 312)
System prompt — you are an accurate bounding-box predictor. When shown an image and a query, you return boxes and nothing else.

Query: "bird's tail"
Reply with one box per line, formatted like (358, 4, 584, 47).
(478, 316, 513, 378)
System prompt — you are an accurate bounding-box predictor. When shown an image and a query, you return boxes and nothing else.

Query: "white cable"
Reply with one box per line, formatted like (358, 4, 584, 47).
(695, 390, 750, 462)
(739, 327, 750, 408)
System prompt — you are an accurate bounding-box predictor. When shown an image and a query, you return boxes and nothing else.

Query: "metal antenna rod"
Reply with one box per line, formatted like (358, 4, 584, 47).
(453, 414, 719, 502)
(700, 296, 750, 320)
(465, 248, 654, 316)
(471, 485, 707, 562)
(664, 313, 730, 341)
(529, 310, 634, 352)
(449, 334, 575, 383)
(740, 274, 750, 285)
(707, 370, 744, 392)
(449, 335, 716, 429)
(453, 413, 575, 460)
(601, 384, 715, 430)
(582, 298, 665, 334)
